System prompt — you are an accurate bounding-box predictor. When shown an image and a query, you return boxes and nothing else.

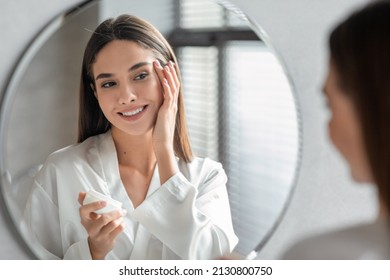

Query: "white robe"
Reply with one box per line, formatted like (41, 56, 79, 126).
(20, 130, 238, 260)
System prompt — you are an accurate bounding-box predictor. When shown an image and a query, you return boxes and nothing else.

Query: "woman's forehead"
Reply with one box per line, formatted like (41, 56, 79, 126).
(92, 40, 155, 73)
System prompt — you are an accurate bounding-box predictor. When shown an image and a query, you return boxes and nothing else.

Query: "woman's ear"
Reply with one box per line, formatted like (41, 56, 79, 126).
(90, 83, 97, 98)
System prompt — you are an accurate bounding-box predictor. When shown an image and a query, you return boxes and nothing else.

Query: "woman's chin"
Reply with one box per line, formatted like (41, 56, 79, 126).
(112, 124, 154, 138)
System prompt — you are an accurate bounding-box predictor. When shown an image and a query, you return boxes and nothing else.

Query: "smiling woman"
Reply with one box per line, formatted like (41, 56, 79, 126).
(18, 13, 239, 260)
(0, 0, 301, 260)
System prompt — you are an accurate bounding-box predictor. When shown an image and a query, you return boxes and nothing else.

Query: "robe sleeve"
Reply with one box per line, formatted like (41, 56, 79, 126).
(20, 176, 92, 260)
(130, 163, 238, 260)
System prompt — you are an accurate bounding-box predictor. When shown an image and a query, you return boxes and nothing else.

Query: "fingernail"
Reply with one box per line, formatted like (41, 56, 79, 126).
(100, 201, 107, 207)
(122, 209, 127, 216)
(169, 61, 174, 67)
(154, 60, 162, 68)
(164, 65, 170, 72)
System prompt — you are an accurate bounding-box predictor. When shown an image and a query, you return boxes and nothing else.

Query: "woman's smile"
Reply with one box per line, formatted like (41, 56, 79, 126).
(117, 105, 149, 122)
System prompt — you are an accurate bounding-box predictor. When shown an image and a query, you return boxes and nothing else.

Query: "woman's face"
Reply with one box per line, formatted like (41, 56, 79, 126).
(92, 40, 163, 137)
(323, 62, 373, 183)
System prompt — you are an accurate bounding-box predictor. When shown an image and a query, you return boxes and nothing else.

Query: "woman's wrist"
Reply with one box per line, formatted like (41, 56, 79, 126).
(155, 146, 179, 184)
(88, 237, 105, 260)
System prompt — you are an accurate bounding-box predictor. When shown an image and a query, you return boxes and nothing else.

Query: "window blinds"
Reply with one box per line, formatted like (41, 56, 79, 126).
(179, 47, 220, 161)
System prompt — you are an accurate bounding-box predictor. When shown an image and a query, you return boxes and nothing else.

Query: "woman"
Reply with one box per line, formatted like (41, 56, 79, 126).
(282, 0, 390, 259)
(21, 14, 238, 260)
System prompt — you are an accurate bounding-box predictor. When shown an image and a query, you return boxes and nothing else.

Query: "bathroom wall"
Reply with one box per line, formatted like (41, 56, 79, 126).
(0, 0, 375, 259)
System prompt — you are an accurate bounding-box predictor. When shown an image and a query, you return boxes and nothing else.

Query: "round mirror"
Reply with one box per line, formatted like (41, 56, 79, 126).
(0, 0, 301, 259)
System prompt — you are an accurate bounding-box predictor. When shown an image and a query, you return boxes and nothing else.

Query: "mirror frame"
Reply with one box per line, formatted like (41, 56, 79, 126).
(0, 0, 302, 259)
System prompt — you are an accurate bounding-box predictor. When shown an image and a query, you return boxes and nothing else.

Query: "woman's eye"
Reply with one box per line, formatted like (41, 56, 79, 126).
(135, 72, 148, 80)
(101, 81, 116, 88)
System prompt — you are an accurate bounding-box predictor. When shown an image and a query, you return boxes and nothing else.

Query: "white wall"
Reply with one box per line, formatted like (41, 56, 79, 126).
(0, 0, 377, 259)
(99, 0, 175, 35)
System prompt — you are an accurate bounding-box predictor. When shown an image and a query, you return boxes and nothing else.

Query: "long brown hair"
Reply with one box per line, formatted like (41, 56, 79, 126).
(78, 14, 193, 162)
(329, 1, 390, 214)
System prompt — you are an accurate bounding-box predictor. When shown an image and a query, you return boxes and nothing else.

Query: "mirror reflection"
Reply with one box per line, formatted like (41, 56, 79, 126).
(0, 0, 301, 259)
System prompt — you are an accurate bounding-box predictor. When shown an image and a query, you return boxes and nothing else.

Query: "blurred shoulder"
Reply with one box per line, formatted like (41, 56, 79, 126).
(281, 219, 390, 260)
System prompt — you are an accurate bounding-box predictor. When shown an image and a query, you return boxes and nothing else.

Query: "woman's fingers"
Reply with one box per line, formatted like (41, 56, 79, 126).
(78, 191, 106, 217)
(109, 220, 126, 239)
(153, 60, 180, 101)
(163, 65, 175, 91)
(95, 210, 125, 228)
(162, 78, 173, 106)
(79, 200, 107, 219)
(168, 61, 180, 90)
(164, 62, 180, 97)
(84, 209, 126, 238)
(78, 192, 86, 205)
(99, 216, 125, 237)
(153, 60, 165, 89)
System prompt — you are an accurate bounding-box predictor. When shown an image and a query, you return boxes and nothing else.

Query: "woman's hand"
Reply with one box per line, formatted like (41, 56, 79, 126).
(78, 192, 126, 260)
(152, 60, 179, 149)
(152, 60, 180, 184)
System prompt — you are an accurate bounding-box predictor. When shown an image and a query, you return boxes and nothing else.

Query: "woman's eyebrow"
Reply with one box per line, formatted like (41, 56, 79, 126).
(95, 62, 151, 80)
(128, 61, 151, 72)
(95, 73, 112, 80)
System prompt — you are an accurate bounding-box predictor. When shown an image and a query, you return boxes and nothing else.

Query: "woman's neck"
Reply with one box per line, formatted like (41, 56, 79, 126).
(111, 128, 156, 175)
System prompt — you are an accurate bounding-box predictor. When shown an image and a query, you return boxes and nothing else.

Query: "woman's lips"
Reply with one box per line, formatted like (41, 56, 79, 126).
(118, 105, 148, 121)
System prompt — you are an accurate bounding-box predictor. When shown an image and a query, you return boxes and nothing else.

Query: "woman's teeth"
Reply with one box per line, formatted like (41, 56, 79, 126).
(121, 106, 145, 116)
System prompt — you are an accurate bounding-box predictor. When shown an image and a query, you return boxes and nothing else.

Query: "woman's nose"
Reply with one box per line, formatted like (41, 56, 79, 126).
(118, 84, 136, 104)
